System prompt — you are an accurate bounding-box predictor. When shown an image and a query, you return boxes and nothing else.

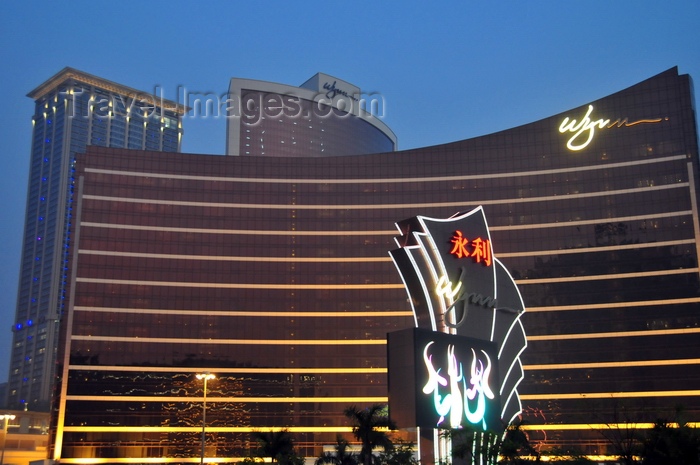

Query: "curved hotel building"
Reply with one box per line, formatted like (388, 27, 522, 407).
(50, 67, 699, 462)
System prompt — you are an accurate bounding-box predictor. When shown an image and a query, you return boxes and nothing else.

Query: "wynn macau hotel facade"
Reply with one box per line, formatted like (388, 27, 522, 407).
(45, 67, 699, 462)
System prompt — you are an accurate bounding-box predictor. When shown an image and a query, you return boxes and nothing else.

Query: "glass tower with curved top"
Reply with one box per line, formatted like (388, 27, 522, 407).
(6, 68, 185, 412)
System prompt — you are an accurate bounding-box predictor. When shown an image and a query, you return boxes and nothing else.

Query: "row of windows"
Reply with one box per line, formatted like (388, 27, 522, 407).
(70, 311, 404, 340)
(73, 252, 696, 286)
(238, 90, 394, 157)
(524, 365, 700, 395)
(67, 340, 387, 368)
(524, 301, 700, 336)
(525, 332, 700, 366)
(80, 154, 688, 195)
(75, 217, 695, 259)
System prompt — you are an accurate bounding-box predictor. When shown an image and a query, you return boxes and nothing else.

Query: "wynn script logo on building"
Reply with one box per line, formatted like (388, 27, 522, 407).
(387, 207, 527, 431)
(559, 104, 666, 151)
(323, 80, 359, 102)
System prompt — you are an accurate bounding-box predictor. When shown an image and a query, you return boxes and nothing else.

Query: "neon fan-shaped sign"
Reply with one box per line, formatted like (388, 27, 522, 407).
(388, 206, 528, 431)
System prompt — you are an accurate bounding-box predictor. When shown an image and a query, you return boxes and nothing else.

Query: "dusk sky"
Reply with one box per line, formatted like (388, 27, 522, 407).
(1, 1, 699, 383)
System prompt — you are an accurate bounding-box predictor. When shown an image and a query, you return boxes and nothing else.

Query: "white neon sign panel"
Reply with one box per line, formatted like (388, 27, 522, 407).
(559, 104, 664, 151)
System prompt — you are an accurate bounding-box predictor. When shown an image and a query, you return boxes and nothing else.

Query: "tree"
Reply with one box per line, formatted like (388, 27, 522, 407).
(593, 401, 643, 465)
(343, 405, 397, 465)
(446, 421, 541, 465)
(316, 435, 359, 465)
(445, 427, 502, 465)
(499, 421, 540, 464)
(378, 441, 419, 465)
(239, 457, 264, 465)
(641, 419, 700, 465)
(252, 429, 295, 464)
(536, 447, 593, 464)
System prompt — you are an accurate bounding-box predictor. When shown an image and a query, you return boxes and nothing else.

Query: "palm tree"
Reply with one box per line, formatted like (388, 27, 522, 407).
(252, 429, 294, 464)
(343, 405, 396, 465)
(642, 417, 700, 465)
(315, 435, 358, 465)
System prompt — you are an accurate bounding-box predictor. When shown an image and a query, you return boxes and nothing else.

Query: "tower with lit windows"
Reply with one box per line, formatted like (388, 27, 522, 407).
(5, 68, 185, 411)
(226, 72, 396, 157)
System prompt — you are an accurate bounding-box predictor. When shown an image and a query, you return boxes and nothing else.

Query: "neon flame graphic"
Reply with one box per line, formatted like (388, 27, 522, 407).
(447, 345, 464, 428)
(422, 342, 451, 422)
(465, 348, 495, 429)
(422, 341, 494, 430)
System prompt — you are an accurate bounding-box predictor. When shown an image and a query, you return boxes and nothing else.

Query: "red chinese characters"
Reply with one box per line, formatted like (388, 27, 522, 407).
(449, 231, 492, 266)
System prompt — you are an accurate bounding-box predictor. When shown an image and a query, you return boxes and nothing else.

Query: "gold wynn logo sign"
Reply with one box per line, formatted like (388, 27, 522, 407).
(559, 105, 665, 151)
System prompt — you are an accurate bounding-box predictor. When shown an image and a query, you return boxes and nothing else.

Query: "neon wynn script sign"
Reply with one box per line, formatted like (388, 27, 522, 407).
(559, 105, 665, 151)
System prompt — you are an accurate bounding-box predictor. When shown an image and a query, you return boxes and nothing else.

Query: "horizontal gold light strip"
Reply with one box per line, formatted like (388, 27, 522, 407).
(527, 296, 700, 313)
(68, 365, 387, 374)
(79, 249, 390, 262)
(71, 335, 387, 345)
(75, 277, 403, 290)
(79, 237, 694, 264)
(528, 327, 700, 341)
(50, 454, 662, 465)
(62, 425, 356, 434)
(81, 211, 691, 238)
(520, 422, 700, 431)
(78, 301, 696, 321)
(84, 154, 687, 184)
(74, 306, 412, 318)
(65, 396, 388, 403)
(77, 272, 695, 291)
(53, 460, 254, 465)
(80, 222, 397, 236)
(521, 390, 700, 400)
(81, 182, 688, 210)
(492, 211, 693, 233)
(524, 358, 700, 370)
(500, 238, 694, 257)
(515, 267, 698, 285)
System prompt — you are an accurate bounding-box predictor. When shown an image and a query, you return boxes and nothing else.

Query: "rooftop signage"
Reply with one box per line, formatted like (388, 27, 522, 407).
(559, 104, 665, 151)
(388, 207, 527, 432)
(323, 80, 359, 102)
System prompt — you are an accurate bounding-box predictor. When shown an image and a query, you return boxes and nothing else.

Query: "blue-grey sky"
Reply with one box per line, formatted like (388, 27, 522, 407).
(1, 1, 699, 383)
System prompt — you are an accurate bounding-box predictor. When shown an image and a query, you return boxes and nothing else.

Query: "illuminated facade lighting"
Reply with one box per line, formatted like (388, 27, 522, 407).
(46, 67, 700, 461)
(0, 414, 17, 465)
(6, 67, 185, 414)
(196, 373, 215, 465)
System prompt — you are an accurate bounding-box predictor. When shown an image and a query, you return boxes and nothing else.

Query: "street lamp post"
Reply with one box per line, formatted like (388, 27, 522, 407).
(196, 373, 215, 465)
(1, 414, 16, 465)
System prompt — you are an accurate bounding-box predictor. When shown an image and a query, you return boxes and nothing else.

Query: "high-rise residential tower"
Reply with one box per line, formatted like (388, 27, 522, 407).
(5, 68, 185, 411)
